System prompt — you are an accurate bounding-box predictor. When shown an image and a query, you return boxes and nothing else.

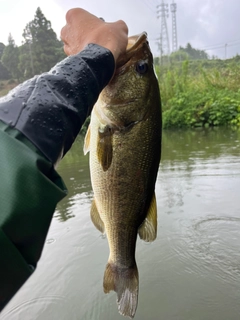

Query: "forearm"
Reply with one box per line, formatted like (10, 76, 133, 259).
(0, 44, 115, 164)
(0, 45, 115, 310)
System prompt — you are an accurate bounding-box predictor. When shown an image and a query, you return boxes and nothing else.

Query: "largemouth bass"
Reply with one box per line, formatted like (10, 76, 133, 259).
(84, 32, 162, 318)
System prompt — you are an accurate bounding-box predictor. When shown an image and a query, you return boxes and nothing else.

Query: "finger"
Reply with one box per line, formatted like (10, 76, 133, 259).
(65, 8, 83, 23)
(66, 7, 101, 26)
(60, 24, 71, 47)
(115, 20, 129, 35)
(63, 43, 70, 56)
(60, 25, 67, 43)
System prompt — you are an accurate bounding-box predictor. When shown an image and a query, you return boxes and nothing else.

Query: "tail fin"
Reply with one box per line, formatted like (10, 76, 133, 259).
(103, 262, 139, 319)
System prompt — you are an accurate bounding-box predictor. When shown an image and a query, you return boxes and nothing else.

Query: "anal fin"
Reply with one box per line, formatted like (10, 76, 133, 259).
(138, 192, 157, 242)
(90, 199, 105, 233)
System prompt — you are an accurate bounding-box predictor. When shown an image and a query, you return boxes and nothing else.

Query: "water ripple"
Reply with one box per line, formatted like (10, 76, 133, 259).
(182, 216, 240, 282)
(1, 295, 77, 320)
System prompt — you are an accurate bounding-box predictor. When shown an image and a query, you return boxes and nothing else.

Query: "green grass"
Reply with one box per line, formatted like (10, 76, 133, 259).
(156, 57, 240, 129)
(1, 58, 240, 130)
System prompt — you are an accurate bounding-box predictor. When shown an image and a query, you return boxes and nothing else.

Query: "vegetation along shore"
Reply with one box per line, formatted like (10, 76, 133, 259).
(0, 8, 239, 130)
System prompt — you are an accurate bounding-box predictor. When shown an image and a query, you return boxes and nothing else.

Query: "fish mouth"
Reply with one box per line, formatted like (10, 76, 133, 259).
(116, 32, 148, 69)
(127, 32, 148, 52)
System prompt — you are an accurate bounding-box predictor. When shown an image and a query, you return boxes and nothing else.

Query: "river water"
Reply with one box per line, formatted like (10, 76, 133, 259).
(1, 128, 240, 320)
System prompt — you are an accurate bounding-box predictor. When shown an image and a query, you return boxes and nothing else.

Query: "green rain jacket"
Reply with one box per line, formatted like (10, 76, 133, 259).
(0, 44, 115, 311)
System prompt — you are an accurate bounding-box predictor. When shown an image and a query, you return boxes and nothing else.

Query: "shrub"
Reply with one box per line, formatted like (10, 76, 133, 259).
(157, 59, 240, 129)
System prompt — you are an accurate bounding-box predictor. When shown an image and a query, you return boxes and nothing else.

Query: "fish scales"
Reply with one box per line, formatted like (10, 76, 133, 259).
(84, 32, 162, 318)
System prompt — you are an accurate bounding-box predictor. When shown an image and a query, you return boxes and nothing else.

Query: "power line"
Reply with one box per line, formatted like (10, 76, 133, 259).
(149, 0, 159, 9)
(140, 0, 156, 14)
(228, 42, 240, 48)
(201, 42, 240, 51)
(199, 39, 240, 50)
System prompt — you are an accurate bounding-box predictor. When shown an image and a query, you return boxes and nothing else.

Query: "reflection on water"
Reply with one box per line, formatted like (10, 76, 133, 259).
(54, 137, 92, 221)
(1, 128, 240, 320)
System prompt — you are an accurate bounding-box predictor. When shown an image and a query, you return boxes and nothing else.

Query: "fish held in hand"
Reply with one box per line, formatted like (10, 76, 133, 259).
(84, 32, 162, 318)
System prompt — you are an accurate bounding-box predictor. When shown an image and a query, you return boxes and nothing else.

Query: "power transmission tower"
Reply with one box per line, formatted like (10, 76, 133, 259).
(157, 0, 170, 63)
(170, 0, 178, 52)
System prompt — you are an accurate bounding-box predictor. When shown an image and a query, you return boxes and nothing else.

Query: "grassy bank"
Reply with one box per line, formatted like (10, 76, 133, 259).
(1, 57, 240, 130)
(156, 57, 240, 129)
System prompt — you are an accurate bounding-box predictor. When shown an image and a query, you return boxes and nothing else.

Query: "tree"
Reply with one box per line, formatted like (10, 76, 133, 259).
(170, 50, 189, 62)
(18, 42, 34, 79)
(0, 63, 10, 80)
(178, 43, 209, 60)
(0, 42, 10, 80)
(1, 34, 20, 80)
(19, 7, 65, 77)
(0, 43, 5, 59)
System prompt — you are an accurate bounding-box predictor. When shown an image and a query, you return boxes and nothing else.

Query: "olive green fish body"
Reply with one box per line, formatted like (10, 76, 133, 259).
(84, 33, 162, 318)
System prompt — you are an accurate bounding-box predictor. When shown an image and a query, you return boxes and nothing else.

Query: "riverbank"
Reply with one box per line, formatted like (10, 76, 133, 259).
(1, 57, 240, 130)
(157, 57, 240, 129)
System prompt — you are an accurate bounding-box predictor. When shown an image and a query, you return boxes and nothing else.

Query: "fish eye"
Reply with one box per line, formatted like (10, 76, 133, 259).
(135, 60, 148, 75)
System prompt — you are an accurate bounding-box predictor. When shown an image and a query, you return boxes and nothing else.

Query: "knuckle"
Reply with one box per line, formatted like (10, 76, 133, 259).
(60, 25, 69, 43)
(60, 26, 66, 39)
(65, 8, 81, 22)
(116, 20, 129, 34)
(65, 9, 74, 22)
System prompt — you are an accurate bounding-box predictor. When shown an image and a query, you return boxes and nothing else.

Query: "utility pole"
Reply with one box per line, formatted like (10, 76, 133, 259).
(225, 43, 227, 59)
(170, 0, 178, 52)
(157, 0, 170, 64)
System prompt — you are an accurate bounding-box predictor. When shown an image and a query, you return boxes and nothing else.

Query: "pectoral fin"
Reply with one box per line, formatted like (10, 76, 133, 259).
(83, 125, 91, 155)
(138, 192, 157, 242)
(90, 199, 105, 233)
(97, 129, 113, 171)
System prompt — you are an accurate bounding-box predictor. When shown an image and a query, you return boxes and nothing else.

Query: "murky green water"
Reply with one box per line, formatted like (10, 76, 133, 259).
(1, 128, 240, 320)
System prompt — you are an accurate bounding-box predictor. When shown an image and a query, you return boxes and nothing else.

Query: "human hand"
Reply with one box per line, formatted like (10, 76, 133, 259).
(61, 8, 128, 63)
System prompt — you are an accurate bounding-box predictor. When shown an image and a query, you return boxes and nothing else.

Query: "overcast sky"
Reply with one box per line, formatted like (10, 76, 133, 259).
(0, 0, 240, 59)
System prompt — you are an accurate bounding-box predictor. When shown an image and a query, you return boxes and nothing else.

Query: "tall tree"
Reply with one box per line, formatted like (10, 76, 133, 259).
(19, 7, 65, 77)
(0, 63, 10, 80)
(0, 43, 5, 59)
(1, 34, 20, 80)
(179, 43, 209, 60)
(18, 42, 35, 79)
(0, 42, 10, 80)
